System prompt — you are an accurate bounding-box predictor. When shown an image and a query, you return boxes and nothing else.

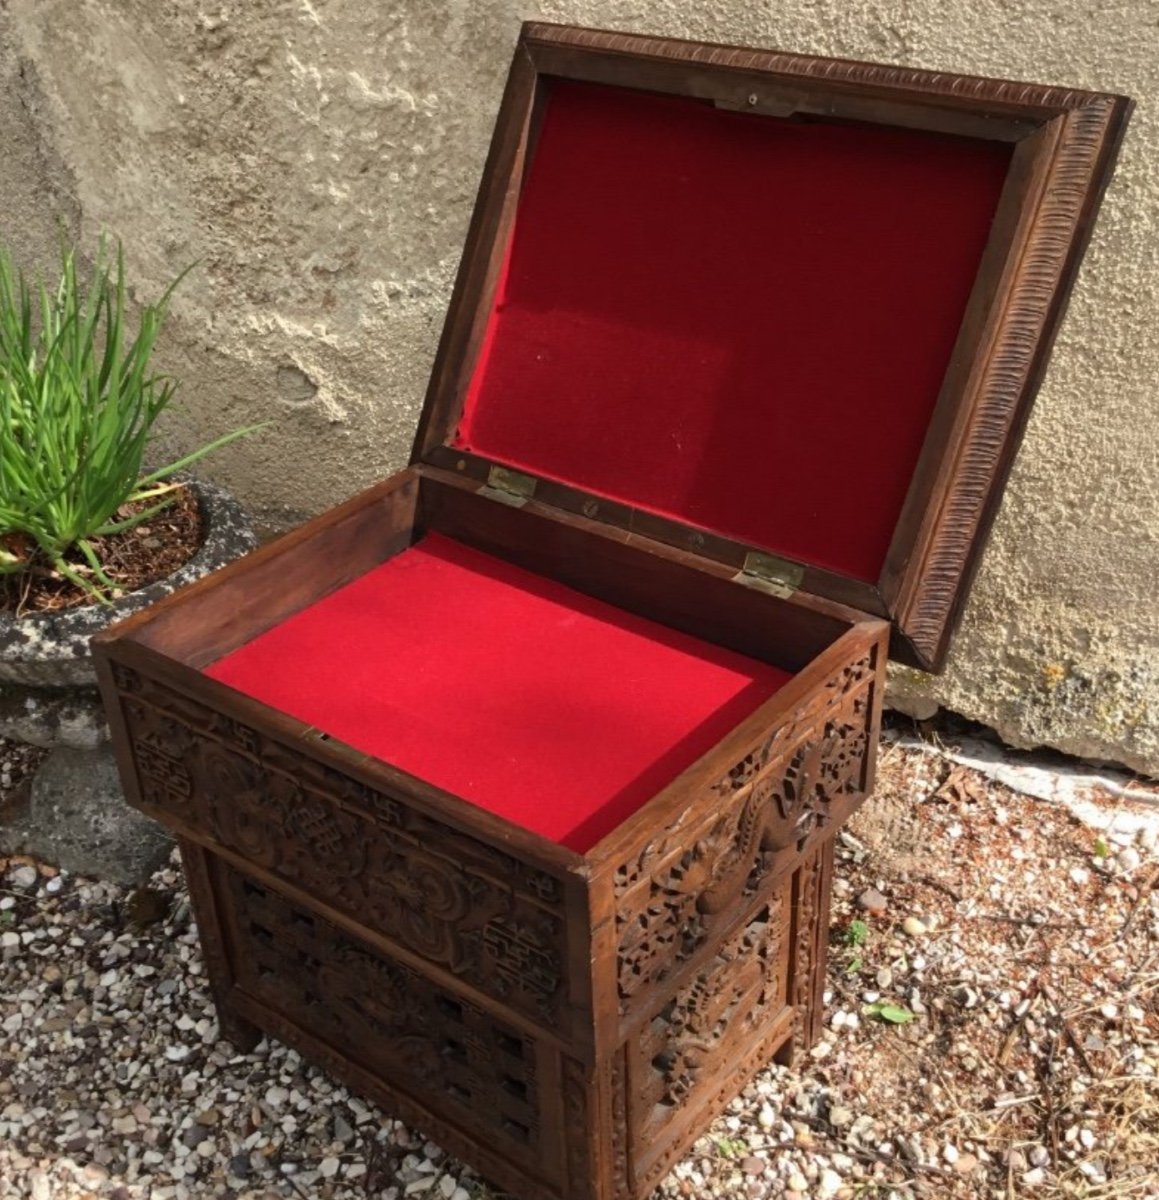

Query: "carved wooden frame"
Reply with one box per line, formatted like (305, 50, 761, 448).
(413, 22, 1132, 670)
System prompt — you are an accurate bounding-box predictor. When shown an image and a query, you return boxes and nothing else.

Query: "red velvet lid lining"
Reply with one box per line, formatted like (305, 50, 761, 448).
(453, 80, 1013, 583)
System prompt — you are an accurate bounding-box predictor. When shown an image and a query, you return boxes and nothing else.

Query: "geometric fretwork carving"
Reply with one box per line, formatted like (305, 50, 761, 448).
(112, 670, 567, 1030)
(224, 867, 543, 1156)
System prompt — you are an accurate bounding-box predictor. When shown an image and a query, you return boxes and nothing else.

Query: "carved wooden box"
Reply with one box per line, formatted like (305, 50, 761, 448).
(94, 24, 1128, 1200)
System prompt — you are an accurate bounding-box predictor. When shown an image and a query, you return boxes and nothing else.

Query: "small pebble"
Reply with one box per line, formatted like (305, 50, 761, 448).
(818, 1168, 843, 1197)
(8, 865, 38, 889)
(902, 916, 928, 937)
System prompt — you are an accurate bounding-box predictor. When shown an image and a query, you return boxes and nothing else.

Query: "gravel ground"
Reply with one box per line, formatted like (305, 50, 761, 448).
(1, 729, 1156, 1200)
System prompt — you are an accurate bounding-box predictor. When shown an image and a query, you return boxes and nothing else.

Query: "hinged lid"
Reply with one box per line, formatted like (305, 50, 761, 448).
(413, 23, 1131, 670)
(479, 465, 538, 507)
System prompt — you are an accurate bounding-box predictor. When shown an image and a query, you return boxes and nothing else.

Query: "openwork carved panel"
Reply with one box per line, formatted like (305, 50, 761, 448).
(223, 865, 546, 1165)
(628, 892, 790, 1178)
(613, 654, 873, 1012)
(110, 666, 567, 1030)
(631, 1004, 796, 1195)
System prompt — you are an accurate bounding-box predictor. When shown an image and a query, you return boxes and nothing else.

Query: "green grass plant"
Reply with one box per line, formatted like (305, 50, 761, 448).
(0, 238, 260, 602)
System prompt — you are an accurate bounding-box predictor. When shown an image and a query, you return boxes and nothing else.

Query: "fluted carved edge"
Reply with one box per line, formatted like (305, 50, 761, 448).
(523, 22, 1112, 114)
(900, 97, 1121, 665)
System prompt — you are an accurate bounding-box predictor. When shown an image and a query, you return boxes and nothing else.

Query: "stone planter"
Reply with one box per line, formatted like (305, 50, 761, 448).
(0, 478, 256, 882)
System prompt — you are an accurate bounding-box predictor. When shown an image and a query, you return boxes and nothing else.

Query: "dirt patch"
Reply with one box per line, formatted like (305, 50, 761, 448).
(813, 739, 1159, 1198)
(0, 484, 203, 616)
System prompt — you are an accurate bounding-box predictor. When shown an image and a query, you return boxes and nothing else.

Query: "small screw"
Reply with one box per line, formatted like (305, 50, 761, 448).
(747, 93, 758, 106)
(582, 500, 599, 518)
(689, 532, 705, 549)
(456, 459, 466, 471)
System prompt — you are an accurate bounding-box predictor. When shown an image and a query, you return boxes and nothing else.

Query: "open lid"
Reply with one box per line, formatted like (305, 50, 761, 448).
(414, 24, 1131, 670)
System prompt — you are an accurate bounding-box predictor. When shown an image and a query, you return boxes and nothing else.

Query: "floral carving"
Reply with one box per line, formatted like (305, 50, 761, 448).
(609, 1049, 630, 1198)
(630, 890, 789, 1162)
(614, 657, 872, 1011)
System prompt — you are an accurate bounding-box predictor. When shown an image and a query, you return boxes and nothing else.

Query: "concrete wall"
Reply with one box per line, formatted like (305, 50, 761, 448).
(1, 1, 1156, 775)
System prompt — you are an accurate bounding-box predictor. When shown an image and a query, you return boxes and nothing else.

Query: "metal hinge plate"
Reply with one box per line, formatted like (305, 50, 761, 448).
(733, 550, 805, 598)
(479, 465, 537, 507)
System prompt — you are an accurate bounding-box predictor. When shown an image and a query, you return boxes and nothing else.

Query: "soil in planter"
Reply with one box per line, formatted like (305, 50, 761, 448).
(0, 485, 204, 616)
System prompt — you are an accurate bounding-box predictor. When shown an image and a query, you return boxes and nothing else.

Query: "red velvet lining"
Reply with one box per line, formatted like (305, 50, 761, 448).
(205, 535, 789, 852)
(454, 81, 1013, 582)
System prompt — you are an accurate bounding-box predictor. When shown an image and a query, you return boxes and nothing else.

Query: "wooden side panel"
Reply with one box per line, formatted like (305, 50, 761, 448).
(195, 852, 570, 1200)
(605, 631, 883, 1036)
(101, 659, 584, 1050)
(624, 884, 794, 1190)
(106, 471, 421, 668)
(214, 861, 563, 1185)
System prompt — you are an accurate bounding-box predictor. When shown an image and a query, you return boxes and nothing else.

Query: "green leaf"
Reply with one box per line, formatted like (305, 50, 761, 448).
(0, 235, 262, 603)
(1093, 837, 1110, 859)
(713, 1136, 748, 1160)
(843, 919, 870, 947)
(863, 1001, 916, 1024)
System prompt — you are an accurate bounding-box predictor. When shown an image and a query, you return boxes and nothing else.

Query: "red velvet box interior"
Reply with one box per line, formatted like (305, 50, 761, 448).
(206, 535, 790, 852)
(454, 80, 1014, 583)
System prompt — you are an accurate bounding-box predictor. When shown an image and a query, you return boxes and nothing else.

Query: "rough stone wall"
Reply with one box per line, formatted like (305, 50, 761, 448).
(0, 1, 1156, 775)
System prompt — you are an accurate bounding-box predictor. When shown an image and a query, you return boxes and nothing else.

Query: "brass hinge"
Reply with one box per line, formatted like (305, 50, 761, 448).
(479, 465, 537, 507)
(732, 550, 804, 598)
